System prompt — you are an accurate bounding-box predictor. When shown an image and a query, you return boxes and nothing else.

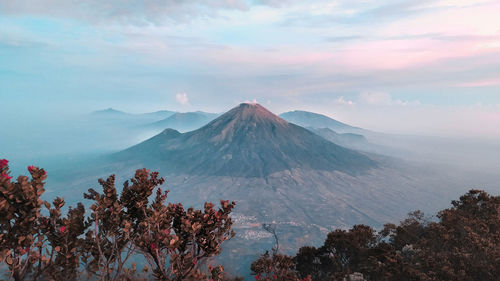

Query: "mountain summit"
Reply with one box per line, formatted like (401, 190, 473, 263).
(116, 103, 376, 177)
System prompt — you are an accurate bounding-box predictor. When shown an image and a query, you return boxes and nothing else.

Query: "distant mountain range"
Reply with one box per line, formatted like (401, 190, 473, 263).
(92, 107, 130, 115)
(278, 110, 402, 155)
(279, 110, 363, 134)
(99, 103, 464, 276)
(91, 108, 372, 148)
(116, 103, 376, 177)
(106, 104, 459, 232)
(309, 127, 368, 147)
(46, 103, 483, 277)
(90, 108, 175, 126)
(92, 107, 177, 120)
(140, 110, 177, 119)
(87, 105, 428, 164)
(90, 108, 219, 133)
(147, 111, 220, 133)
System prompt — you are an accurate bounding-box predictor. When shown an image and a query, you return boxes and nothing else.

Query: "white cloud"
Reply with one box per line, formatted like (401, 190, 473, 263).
(334, 96, 354, 105)
(243, 99, 258, 105)
(175, 92, 190, 105)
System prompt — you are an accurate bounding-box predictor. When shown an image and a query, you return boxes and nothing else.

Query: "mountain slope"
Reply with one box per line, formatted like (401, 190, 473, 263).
(116, 103, 377, 177)
(140, 110, 176, 119)
(310, 127, 367, 147)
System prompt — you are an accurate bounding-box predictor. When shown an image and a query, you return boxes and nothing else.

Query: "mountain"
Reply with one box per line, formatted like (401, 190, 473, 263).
(279, 111, 409, 156)
(116, 103, 377, 177)
(51, 103, 479, 278)
(147, 111, 219, 132)
(309, 127, 367, 147)
(92, 108, 176, 121)
(140, 110, 176, 119)
(91, 108, 132, 118)
(90, 108, 176, 125)
(80, 108, 179, 153)
(280, 110, 362, 133)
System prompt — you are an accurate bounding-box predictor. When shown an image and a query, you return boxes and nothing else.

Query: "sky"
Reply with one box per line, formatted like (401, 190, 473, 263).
(1, 0, 500, 137)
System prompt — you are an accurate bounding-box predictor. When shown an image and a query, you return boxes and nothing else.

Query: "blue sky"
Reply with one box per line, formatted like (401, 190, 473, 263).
(1, 0, 500, 137)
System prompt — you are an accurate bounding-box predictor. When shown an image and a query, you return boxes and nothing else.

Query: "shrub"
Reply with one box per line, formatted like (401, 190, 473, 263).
(291, 190, 500, 281)
(0, 160, 235, 281)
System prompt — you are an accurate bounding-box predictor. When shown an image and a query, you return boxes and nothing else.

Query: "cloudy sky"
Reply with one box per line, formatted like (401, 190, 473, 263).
(1, 0, 500, 137)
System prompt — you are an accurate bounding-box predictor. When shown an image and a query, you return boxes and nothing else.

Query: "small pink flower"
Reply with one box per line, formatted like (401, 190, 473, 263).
(20, 247, 30, 255)
(28, 165, 35, 172)
(151, 243, 158, 251)
(0, 159, 8, 168)
(59, 226, 66, 233)
(1, 173, 12, 180)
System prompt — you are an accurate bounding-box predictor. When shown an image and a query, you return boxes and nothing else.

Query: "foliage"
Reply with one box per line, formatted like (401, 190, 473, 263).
(0, 159, 235, 281)
(250, 223, 311, 281)
(251, 251, 312, 281)
(290, 190, 500, 281)
(2, 157, 500, 281)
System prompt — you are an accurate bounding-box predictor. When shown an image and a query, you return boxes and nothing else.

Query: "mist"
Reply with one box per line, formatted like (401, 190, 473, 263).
(2, 105, 500, 200)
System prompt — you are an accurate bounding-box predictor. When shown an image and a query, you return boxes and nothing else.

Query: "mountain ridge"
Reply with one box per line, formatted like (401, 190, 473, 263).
(147, 111, 219, 132)
(115, 103, 377, 177)
(279, 110, 362, 133)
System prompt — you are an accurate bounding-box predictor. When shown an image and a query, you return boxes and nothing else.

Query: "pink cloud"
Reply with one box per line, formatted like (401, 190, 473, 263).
(175, 92, 190, 105)
(195, 34, 500, 74)
(459, 77, 500, 87)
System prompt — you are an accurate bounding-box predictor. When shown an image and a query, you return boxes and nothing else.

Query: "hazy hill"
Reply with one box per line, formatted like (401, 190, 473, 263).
(279, 110, 363, 134)
(91, 108, 132, 118)
(91, 108, 176, 123)
(309, 127, 367, 147)
(147, 111, 219, 133)
(139, 110, 176, 119)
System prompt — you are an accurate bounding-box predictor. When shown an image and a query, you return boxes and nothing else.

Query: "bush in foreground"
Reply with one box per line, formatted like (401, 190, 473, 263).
(251, 190, 500, 281)
(2, 158, 499, 281)
(0, 159, 235, 281)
